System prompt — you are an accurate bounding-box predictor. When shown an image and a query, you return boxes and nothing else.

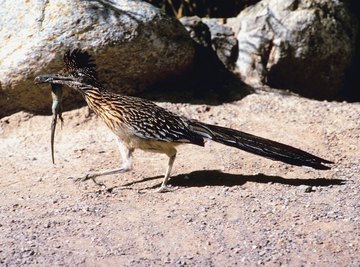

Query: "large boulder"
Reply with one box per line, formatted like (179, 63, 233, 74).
(233, 0, 357, 98)
(0, 0, 194, 117)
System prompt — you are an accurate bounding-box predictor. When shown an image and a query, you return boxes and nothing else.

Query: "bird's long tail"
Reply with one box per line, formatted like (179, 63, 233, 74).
(188, 121, 333, 170)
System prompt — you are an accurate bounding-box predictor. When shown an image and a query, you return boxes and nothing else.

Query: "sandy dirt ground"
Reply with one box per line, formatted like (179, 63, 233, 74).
(0, 93, 359, 266)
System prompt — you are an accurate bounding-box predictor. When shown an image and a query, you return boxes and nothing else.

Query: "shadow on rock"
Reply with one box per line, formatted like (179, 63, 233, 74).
(138, 42, 253, 106)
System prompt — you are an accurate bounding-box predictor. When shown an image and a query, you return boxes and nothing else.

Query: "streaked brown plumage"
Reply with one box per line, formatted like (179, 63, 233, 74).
(35, 49, 333, 192)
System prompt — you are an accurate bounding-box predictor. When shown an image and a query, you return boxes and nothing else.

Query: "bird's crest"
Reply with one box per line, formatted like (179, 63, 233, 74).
(63, 49, 98, 84)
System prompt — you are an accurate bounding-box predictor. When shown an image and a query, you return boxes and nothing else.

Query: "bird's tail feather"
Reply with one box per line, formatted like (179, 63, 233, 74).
(189, 121, 333, 170)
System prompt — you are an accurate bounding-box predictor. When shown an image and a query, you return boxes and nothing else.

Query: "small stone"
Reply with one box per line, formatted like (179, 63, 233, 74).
(298, 185, 313, 193)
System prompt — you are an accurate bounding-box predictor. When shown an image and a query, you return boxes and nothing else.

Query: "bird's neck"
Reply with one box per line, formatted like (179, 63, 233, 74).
(80, 85, 124, 132)
(79, 84, 107, 113)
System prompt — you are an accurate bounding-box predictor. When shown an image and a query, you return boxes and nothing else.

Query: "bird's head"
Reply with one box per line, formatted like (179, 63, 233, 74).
(34, 49, 99, 89)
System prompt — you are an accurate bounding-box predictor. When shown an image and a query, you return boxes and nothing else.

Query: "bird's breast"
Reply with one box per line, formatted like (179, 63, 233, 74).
(113, 125, 179, 154)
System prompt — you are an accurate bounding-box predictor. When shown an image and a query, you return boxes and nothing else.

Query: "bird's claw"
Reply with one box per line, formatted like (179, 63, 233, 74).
(69, 174, 105, 186)
(155, 184, 177, 193)
(69, 174, 90, 182)
(80, 174, 93, 182)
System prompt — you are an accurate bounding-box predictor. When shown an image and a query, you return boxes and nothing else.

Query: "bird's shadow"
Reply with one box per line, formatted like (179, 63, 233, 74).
(119, 170, 346, 190)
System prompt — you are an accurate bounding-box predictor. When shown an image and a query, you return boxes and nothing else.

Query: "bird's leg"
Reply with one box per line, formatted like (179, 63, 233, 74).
(74, 139, 133, 184)
(156, 149, 177, 193)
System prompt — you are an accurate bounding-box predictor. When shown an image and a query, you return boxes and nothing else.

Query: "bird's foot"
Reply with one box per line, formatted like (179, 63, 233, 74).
(155, 184, 177, 193)
(69, 173, 104, 186)
(70, 173, 93, 182)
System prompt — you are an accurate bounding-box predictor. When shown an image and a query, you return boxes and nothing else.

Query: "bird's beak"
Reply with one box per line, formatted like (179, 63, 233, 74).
(34, 74, 73, 84)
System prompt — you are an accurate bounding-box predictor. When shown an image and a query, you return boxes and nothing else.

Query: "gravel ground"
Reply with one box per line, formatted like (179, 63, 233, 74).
(0, 93, 359, 266)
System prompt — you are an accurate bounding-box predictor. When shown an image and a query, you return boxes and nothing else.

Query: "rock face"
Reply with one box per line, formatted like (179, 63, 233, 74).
(180, 16, 238, 69)
(0, 0, 194, 117)
(202, 18, 239, 70)
(234, 0, 357, 98)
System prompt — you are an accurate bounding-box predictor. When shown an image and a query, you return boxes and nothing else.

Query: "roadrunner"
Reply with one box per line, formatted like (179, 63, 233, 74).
(35, 49, 333, 192)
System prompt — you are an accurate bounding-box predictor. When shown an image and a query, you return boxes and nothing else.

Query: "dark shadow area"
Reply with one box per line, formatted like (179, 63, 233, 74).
(144, 0, 260, 18)
(137, 42, 253, 105)
(341, 0, 360, 102)
(116, 170, 346, 190)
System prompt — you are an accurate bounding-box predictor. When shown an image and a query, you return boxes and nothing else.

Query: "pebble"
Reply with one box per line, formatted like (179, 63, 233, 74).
(298, 185, 314, 193)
